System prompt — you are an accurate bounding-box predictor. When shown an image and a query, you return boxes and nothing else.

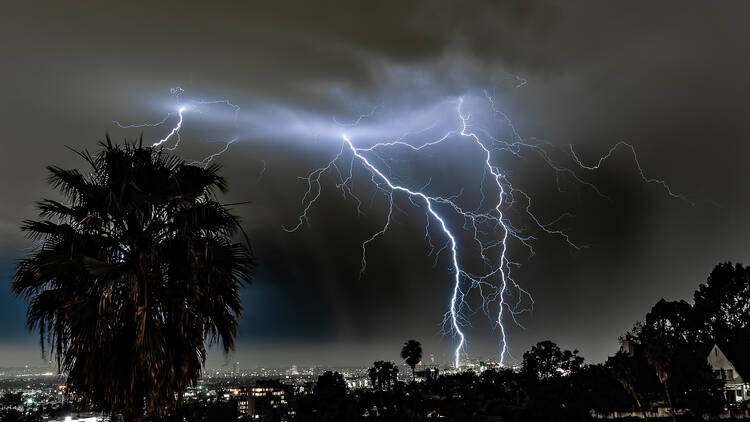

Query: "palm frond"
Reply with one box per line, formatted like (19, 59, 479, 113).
(13, 139, 254, 416)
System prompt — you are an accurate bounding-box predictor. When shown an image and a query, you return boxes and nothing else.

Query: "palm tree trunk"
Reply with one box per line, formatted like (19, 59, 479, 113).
(633, 395, 649, 422)
(627, 389, 649, 422)
(661, 381, 677, 422)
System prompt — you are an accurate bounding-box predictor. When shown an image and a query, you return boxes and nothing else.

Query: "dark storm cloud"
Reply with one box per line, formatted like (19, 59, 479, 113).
(1, 1, 749, 367)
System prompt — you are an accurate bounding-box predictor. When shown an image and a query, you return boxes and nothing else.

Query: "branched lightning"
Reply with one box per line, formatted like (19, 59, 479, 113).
(118, 85, 683, 369)
(285, 97, 549, 366)
(569, 142, 692, 204)
(286, 91, 683, 368)
(113, 88, 241, 164)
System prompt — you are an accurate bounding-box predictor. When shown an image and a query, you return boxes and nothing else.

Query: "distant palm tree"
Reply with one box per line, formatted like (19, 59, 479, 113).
(12, 139, 254, 421)
(400, 340, 422, 381)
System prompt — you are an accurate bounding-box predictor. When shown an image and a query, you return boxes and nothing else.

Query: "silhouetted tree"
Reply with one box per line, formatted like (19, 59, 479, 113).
(609, 351, 650, 421)
(400, 339, 422, 381)
(694, 263, 750, 332)
(0, 409, 24, 422)
(643, 335, 676, 422)
(522, 340, 583, 380)
(574, 363, 633, 417)
(617, 289, 726, 417)
(306, 371, 353, 421)
(693, 262, 750, 361)
(367, 361, 399, 391)
(0, 393, 22, 409)
(644, 298, 697, 343)
(367, 365, 377, 390)
(12, 140, 254, 421)
(315, 371, 348, 398)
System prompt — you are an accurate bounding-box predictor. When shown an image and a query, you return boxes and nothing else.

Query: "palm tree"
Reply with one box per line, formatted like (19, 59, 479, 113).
(12, 139, 254, 421)
(400, 340, 422, 381)
(610, 352, 650, 422)
(368, 361, 399, 391)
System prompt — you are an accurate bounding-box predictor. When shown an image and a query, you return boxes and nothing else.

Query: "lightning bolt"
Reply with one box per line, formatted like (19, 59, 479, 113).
(113, 88, 241, 164)
(118, 85, 683, 369)
(287, 92, 683, 368)
(341, 134, 468, 367)
(286, 97, 571, 367)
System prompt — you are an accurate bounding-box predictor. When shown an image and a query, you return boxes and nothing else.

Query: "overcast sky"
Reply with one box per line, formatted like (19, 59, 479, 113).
(2, 1, 749, 369)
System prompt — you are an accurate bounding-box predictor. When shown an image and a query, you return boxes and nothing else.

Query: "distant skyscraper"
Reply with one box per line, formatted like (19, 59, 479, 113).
(234, 361, 240, 376)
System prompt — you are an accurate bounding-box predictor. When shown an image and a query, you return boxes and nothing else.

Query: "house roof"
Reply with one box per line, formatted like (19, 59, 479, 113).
(707, 342, 750, 383)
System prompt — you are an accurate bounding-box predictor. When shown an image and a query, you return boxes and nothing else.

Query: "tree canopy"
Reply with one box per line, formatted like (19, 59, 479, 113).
(12, 139, 254, 418)
(400, 339, 423, 380)
(522, 340, 583, 380)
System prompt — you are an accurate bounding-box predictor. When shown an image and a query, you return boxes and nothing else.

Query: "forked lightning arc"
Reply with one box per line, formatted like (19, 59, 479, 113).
(115, 86, 683, 368)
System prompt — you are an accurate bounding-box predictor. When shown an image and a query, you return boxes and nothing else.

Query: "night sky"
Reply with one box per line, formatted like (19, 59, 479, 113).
(2, 1, 749, 369)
